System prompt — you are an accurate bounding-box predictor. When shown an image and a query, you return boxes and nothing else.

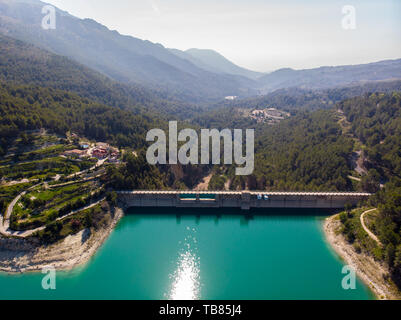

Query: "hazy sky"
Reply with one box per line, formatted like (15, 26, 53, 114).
(46, 0, 401, 72)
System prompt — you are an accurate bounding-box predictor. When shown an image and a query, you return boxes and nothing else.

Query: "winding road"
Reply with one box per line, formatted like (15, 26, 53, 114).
(0, 169, 106, 238)
(0, 144, 111, 239)
(360, 208, 382, 247)
(0, 193, 106, 238)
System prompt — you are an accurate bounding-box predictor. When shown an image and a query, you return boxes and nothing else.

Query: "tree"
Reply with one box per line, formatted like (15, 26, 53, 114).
(106, 191, 117, 206)
(71, 219, 81, 231)
(361, 169, 380, 193)
(394, 245, 401, 270)
(84, 211, 93, 228)
(386, 243, 396, 268)
(344, 203, 352, 215)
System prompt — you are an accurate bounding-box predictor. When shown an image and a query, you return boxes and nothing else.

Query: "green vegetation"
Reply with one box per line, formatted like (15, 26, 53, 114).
(10, 181, 103, 231)
(107, 153, 168, 190)
(252, 110, 353, 191)
(339, 208, 382, 259)
(0, 83, 163, 156)
(0, 182, 34, 216)
(9, 144, 72, 163)
(371, 185, 401, 286)
(0, 157, 92, 181)
(0, 34, 206, 119)
(340, 184, 401, 288)
(340, 92, 401, 183)
(213, 81, 401, 114)
(208, 171, 228, 191)
(35, 201, 113, 244)
(206, 110, 354, 191)
(1, 28, 400, 257)
(200, 92, 401, 193)
(337, 88, 401, 290)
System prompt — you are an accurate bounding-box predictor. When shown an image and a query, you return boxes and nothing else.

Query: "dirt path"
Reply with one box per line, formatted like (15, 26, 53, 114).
(352, 150, 367, 176)
(193, 173, 213, 191)
(348, 175, 361, 182)
(0, 179, 30, 187)
(66, 157, 107, 179)
(0, 191, 26, 235)
(47, 173, 104, 189)
(1, 197, 106, 238)
(0, 182, 43, 235)
(360, 208, 382, 247)
(0, 178, 105, 238)
(324, 214, 400, 300)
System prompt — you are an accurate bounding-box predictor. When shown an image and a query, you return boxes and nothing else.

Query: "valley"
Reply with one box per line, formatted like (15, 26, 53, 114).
(0, 0, 400, 301)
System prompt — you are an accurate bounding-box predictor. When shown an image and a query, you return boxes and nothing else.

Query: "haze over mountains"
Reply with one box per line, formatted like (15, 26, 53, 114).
(0, 32, 207, 117)
(169, 48, 263, 80)
(0, 0, 401, 103)
(0, 0, 256, 101)
(258, 60, 401, 93)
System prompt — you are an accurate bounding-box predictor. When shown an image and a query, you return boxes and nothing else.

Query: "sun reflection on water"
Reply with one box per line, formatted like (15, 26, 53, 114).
(167, 227, 201, 300)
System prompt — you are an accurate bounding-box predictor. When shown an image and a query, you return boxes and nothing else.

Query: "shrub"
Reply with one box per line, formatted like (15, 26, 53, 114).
(71, 219, 81, 231)
(353, 243, 362, 254)
(84, 211, 93, 228)
(106, 191, 117, 206)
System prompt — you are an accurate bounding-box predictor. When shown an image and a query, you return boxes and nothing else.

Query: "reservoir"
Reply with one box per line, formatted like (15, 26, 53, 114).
(0, 208, 373, 300)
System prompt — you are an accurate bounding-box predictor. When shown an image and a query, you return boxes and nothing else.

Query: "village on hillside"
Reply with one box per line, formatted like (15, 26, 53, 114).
(63, 133, 120, 164)
(240, 107, 291, 124)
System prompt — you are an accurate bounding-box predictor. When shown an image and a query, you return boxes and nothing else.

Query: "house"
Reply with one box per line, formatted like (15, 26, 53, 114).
(225, 96, 238, 101)
(96, 142, 109, 149)
(92, 148, 108, 159)
(64, 149, 86, 158)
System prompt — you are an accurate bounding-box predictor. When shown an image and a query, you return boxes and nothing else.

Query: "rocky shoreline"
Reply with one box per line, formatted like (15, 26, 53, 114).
(323, 214, 401, 300)
(0, 208, 124, 273)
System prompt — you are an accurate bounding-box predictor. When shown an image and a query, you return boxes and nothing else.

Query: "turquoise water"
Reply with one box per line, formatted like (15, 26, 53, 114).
(0, 209, 374, 300)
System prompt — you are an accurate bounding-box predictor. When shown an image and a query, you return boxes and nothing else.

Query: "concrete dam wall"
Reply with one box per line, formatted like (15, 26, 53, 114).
(117, 191, 371, 210)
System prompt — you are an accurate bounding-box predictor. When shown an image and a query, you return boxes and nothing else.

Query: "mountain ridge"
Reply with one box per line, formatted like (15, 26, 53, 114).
(1, 0, 401, 101)
(0, 0, 256, 101)
(258, 58, 401, 93)
(169, 48, 263, 80)
(0, 33, 207, 118)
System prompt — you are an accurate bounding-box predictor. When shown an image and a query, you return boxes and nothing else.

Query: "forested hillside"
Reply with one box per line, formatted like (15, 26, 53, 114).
(340, 92, 401, 183)
(201, 92, 401, 194)
(336, 93, 401, 288)
(2, 0, 401, 104)
(170, 48, 263, 80)
(224, 110, 354, 191)
(191, 81, 401, 130)
(0, 0, 255, 102)
(0, 84, 163, 155)
(258, 59, 401, 93)
(0, 34, 200, 118)
(212, 81, 401, 113)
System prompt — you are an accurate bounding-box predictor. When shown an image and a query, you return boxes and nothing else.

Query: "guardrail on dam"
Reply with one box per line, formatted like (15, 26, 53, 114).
(117, 191, 371, 210)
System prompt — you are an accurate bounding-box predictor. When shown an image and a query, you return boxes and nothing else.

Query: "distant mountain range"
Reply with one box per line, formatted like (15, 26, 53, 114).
(169, 48, 263, 80)
(258, 60, 401, 93)
(0, 0, 400, 103)
(0, 33, 205, 119)
(0, 0, 256, 102)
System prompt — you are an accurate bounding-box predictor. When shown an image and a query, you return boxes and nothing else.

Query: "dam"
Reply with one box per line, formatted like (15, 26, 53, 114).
(117, 191, 371, 210)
